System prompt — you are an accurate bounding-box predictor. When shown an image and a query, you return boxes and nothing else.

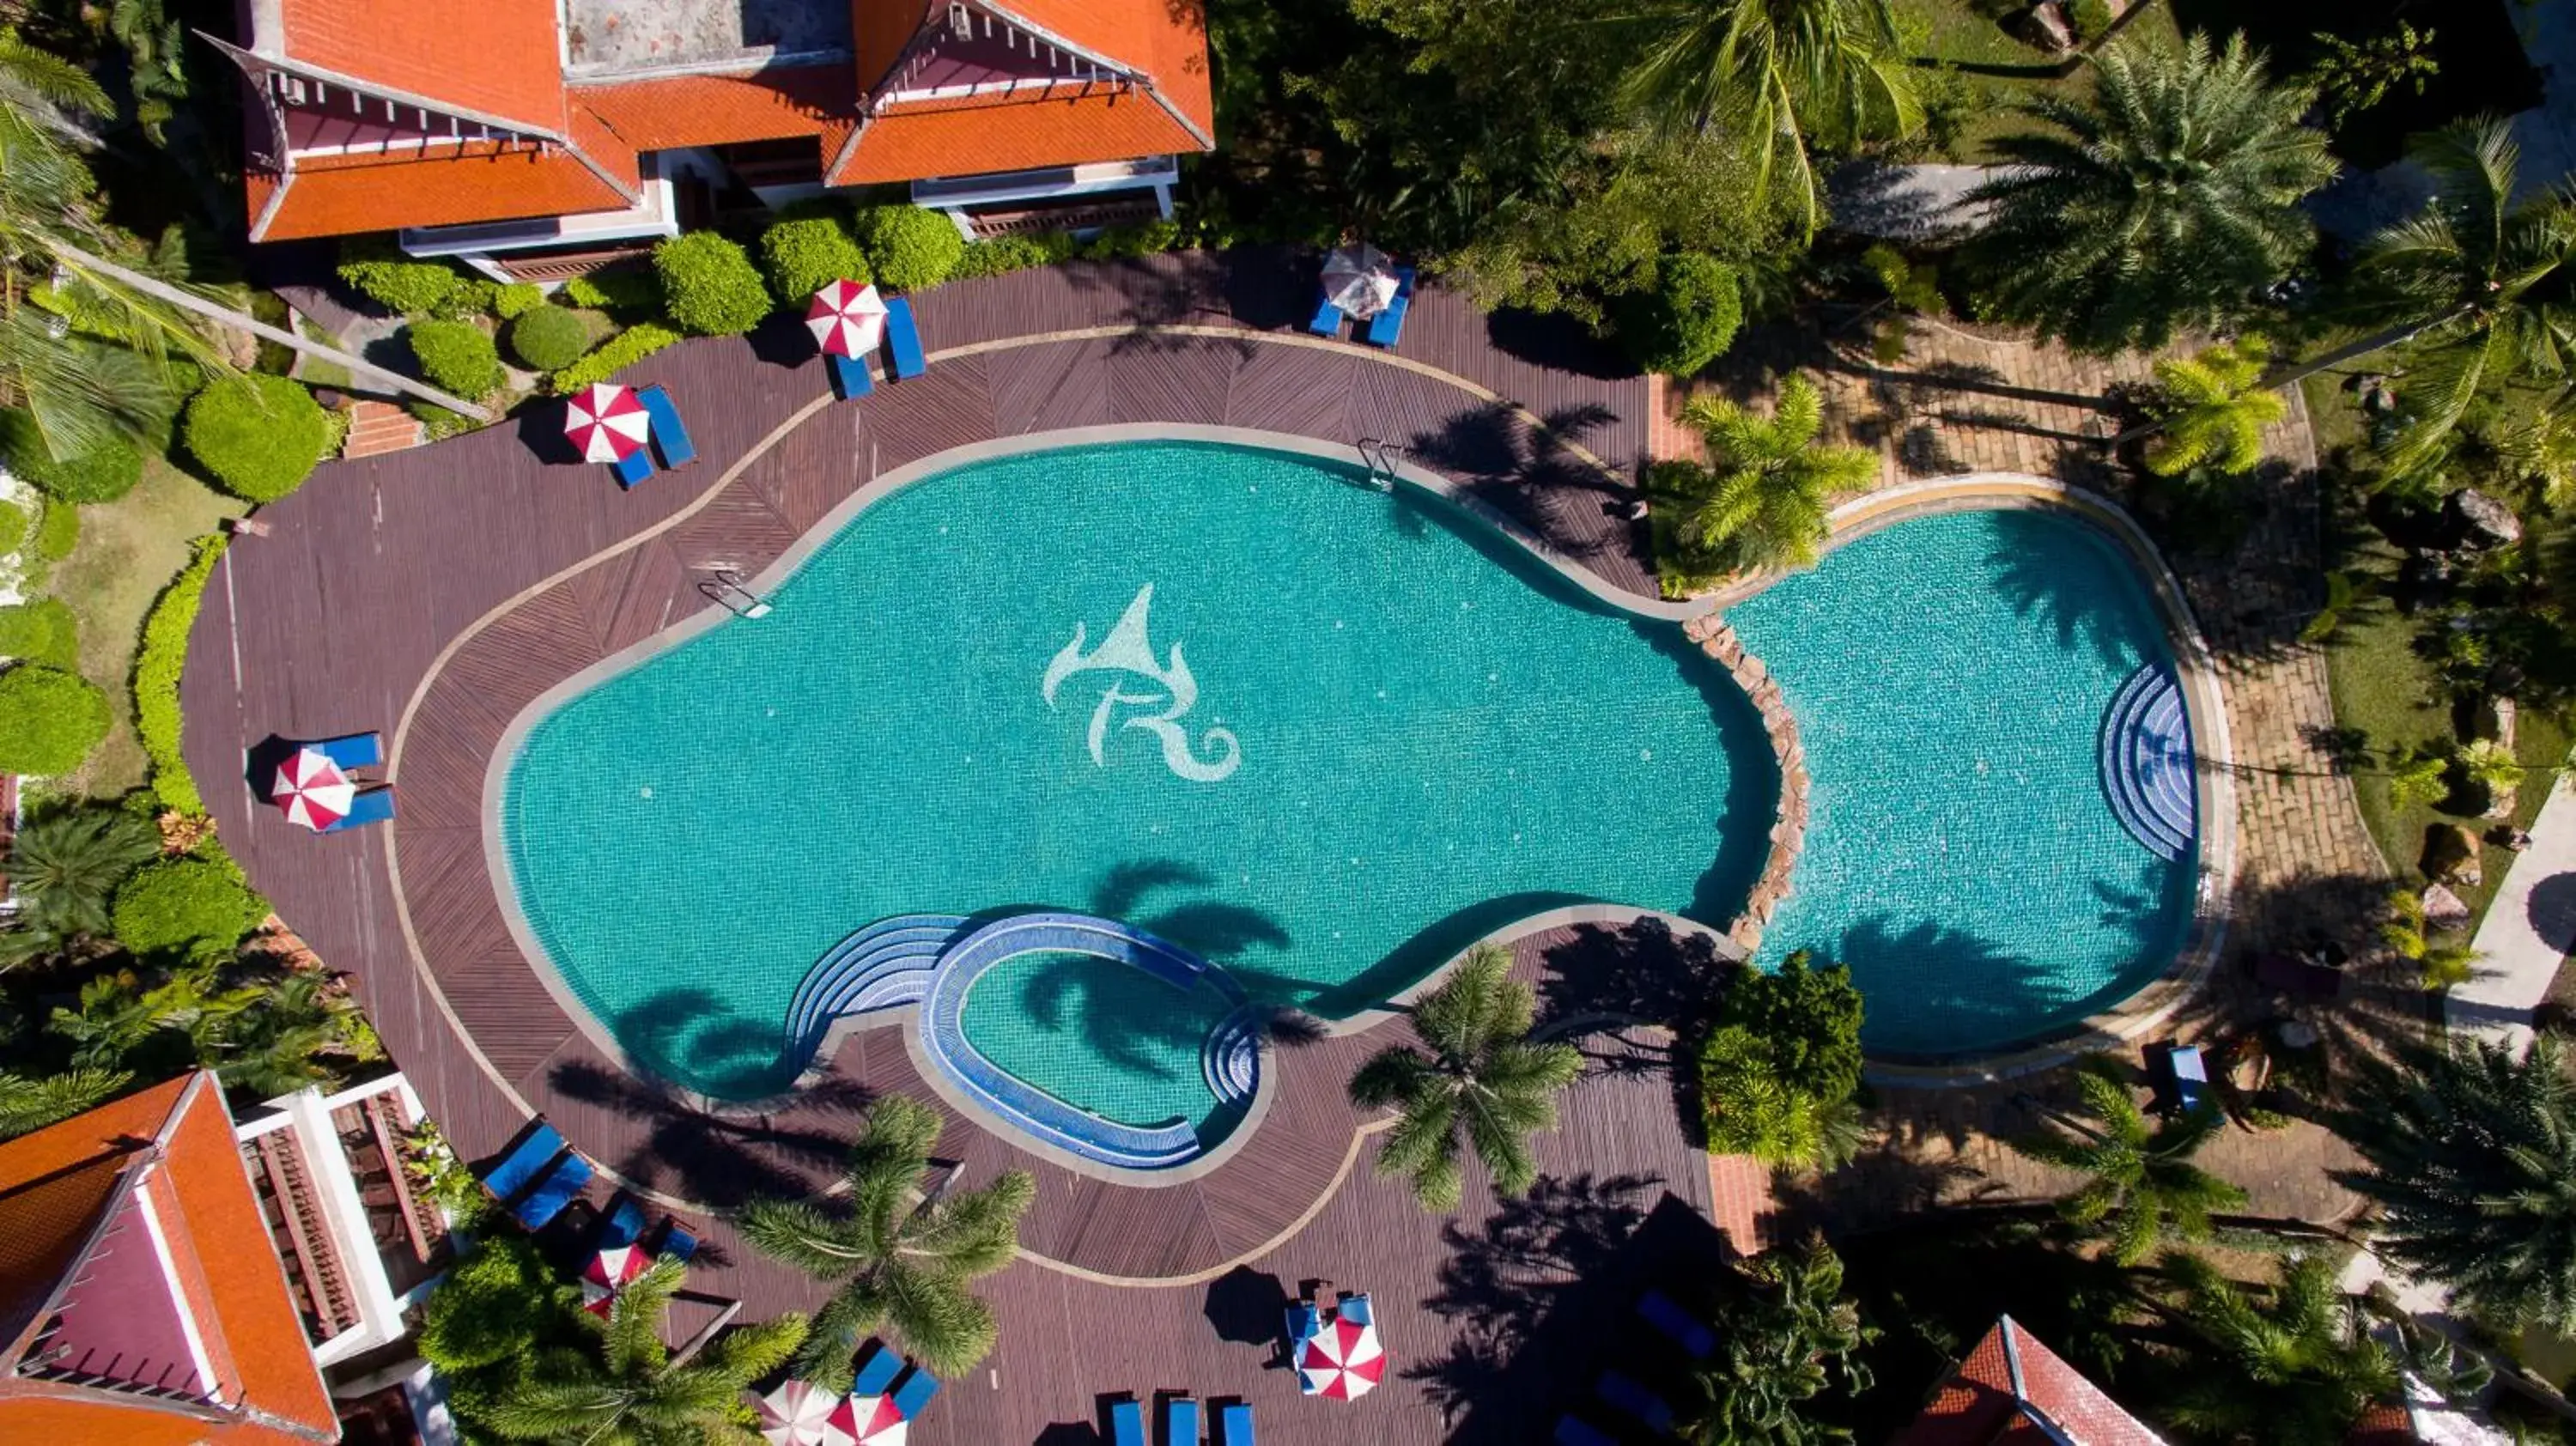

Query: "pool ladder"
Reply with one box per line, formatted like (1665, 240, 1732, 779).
(699, 567, 772, 619)
(1355, 438, 1401, 491)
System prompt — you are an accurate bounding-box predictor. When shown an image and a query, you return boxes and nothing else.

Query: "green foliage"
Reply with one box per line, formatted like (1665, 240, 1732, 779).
(2306, 23, 2440, 132)
(2145, 337, 2287, 477)
(135, 536, 224, 815)
(111, 856, 262, 955)
(1698, 952, 1867, 1169)
(1618, 253, 1743, 376)
(490, 282, 544, 320)
(0, 805, 156, 965)
(337, 249, 480, 319)
(404, 319, 502, 399)
(2301, 568, 2366, 643)
(1723, 951, 1865, 1100)
(0, 597, 77, 669)
(2007, 1056, 2248, 1263)
(951, 232, 1078, 281)
(407, 402, 478, 441)
(0, 1066, 132, 1140)
(758, 215, 871, 301)
(504, 306, 587, 373)
(560, 268, 661, 314)
(0, 409, 142, 502)
(419, 1232, 583, 1375)
(854, 205, 966, 291)
(1649, 374, 1875, 584)
(2152, 1253, 2397, 1446)
(738, 1094, 1035, 1383)
(1968, 33, 2336, 354)
(2383, 740, 2451, 810)
(181, 374, 331, 502)
(1348, 943, 1585, 1210)
(1079, 218, 1182, 260)
(652, 232, 771, 336)
(1680, 1242, 1876, 1445)
(0, 664, 108, 775)
(2066, 0, 2112, 42)
(546, 323, 682, 394)
(480, 1260, 805, 1444)
(1859, 242, 1943, 364)
(0, 500, 21, 556)
(32, 495, 75, 560)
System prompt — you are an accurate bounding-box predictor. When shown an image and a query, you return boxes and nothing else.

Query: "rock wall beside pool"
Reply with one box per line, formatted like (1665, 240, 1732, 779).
(1684, 611, 1807, 955)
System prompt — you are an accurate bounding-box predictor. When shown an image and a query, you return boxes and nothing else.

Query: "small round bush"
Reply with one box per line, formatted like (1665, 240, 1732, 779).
(182, 374, 331, 503)
(0, 664, 109, 775)
(759, 216, 870, 302)
(653, 232, 771, 336)
(854, 206, 965, 291)
(112, 856, 264, 955)
(407, 319, 503, 398)
(0, 412, 143, 503)
(33, 496, 76, 561)
(1619, 253, 1744, 378)
(507, 306, 591, 372)
(0, 598, 78, 670)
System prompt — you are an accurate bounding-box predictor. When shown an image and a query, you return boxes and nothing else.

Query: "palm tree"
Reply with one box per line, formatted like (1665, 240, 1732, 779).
(485, 1258, 806, 1445)
(2336, 1033, 2576, 1331)
(2007, 1056, 2247, 1264)
(736, 1095, 1034, 1386)
(1967, 33, 2336, 355)
(0, 1065, 130, 1139)
(2142, 337, 2288, 476)
(2381, 742, 2451, 809)
(2380, 889, 2481, 992)
(1659, 374, 1875, 575)
(1680, 1242, 1875, 1446)
(1349, 942, 1585, 1212)
(1614, 0, 1921, 234)
(2152, 1252, 2397, 1446)
(1, 805, 158, 966)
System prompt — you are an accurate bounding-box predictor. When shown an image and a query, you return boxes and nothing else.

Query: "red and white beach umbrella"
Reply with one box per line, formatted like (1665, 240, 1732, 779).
(563, 382, 651, 463)
(806, 280, 888, 358)
(822, 1391, 907, 1446)
(1297, 1315, 1386, 1400)
(272, 747, 355, 832)
(756, 1379, 842, 1446)
(580, 1244, 652, 1316)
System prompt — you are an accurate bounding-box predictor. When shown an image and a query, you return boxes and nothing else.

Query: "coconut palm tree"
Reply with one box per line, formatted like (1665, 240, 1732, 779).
(2336, 1033, 2576, 1331)
(0, 1065, 130, 1140)
(736, 1095, 1034, 1386)
(0, 805, 158, 966)
(1680, 1242, 1875, 1446)
(2142, 337, 2288, 476)
(2007, 1056, 2247, 1265)
(1660, 374, 1875, 575)
(1613, 0, 1921, 234)
(1349, 941, 1585, 1212)
(1968, 33, 2336, 355)
(2152, 1252, 2397, 1446)
(484, 1258, 806, 1445)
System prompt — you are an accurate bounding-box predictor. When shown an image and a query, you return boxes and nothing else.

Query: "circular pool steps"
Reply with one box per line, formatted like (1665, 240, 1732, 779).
(2098, 664, 2196, 861)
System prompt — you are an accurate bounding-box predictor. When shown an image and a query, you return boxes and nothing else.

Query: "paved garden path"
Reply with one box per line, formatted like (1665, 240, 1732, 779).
(2454, 777, 2576, 1048)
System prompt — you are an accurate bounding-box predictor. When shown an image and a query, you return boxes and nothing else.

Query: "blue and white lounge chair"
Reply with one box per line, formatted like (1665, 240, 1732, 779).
(479, 1121, 566, 1203)
(313, 732, 382, 770)
(1640, 1289, 1716, 1358)
(1108, 1398, 1145, 1446)
(1338, 1292, 1373, 1328)
(2171, 1043, 2209, 1116)
(1285, 1299, 1321, 1346)
(1307, 295, 1343, 337)
(611, 447, 654, 489)
(888, 1365, 939, 1419)
(828, 351, 873, 400)
(1160, 1394, 1199, 1445)
(597, 1196, 647, 1249)
(657, 1219, 698, 1263)
(850, 1342, 902, 1397)
(635, 386, 696, 469)
(885, 298, 927, 380)
(1364, 267, 1415, 349)
(1598, 1370, 1674, 1432)
(1554, 1419, 1616, 1446)
(513, 1150, 592, 1230)
(322, 786, 396, 833)
(1216, 1401, 1255, 1446)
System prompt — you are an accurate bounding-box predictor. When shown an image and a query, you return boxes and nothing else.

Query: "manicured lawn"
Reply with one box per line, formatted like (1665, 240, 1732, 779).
(1905, 0, 2184, 162)
(45, 456, 243, 799)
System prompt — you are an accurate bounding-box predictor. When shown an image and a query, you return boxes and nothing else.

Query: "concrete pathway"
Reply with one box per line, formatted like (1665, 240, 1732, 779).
(2450, 774, 2576, 1048)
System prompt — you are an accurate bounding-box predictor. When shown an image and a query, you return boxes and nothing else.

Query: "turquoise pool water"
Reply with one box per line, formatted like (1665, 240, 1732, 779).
(1727, 508, 2196, 1058)
(500, 440, 1777, 1107)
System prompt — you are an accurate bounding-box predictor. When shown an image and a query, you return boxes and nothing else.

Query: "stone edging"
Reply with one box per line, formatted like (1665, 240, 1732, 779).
(1680, 613, 1808, 956)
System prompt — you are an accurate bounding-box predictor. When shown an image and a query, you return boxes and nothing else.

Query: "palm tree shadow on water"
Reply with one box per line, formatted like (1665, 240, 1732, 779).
(1982, 513, 2156, 672)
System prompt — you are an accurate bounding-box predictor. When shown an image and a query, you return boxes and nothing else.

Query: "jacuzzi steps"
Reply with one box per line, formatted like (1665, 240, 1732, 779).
(2099, 665, 2196, 861)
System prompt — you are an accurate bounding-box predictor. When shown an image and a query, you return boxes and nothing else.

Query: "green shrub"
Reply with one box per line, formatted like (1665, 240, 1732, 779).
(0, 501, 23, 556)
(492, 283, 545, 319)
(0, 664, 110, 775)
(182, 374, 331, 502)
(0, 598, 78, 670)
(547, 323, 682, 393)
(653, 232, 771, 336)
(1723, 951, 1864, 1101)
(0, 412, 143, 503)
(409, 402, 480, 441)
(854, 205, 966, 291)
(33, 496, 77, 561)
(337, 251, 475, 318)
(406, 319, 503, 398)
(561, 268, 661, 313)
(112, 856, 263, 954)
(759, 216, 870, 301)
(507, 306, 590, 371)
(951, 233, 1077, 281)
(2068, 0, 2112, 42)
(1618, 253, 1744, 377)
(1077, 218, 1182, 261)
(136, 536, 225, 815)
(1695, 951, 1867, 1166)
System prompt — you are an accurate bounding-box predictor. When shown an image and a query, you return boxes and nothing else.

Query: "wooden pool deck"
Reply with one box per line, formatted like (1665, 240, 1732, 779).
(179, 250, 1722, 1442)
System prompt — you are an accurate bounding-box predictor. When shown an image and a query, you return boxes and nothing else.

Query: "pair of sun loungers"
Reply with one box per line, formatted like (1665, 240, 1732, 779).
(611, 384, 697, 489)
(1307, 267, 1416, 349)
(301, 732, 395, 831)
(848, 1340, 942, 1419)
(1106, 1393, 1251, 1446)
(477, 1120, 697, 1254)
(1554, 1290, 1716, 1443)
(827, 296, 929, 400)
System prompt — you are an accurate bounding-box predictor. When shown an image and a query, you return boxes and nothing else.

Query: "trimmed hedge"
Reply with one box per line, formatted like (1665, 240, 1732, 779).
(1618, 254, 1743, 378)
(33, 497, 76, 561)
(562, 269, 661, 313)
(182, 375, 331, 502)
(407, 319, 503, 399)
(0, 411, 143, 503)
(653, 233, 770, 336)
(759, 216, 870, 302)
(508, 306, 590, 372)
(492, 283, 545, 319)
(137, 536, 226, 814)
(951, 233, 1076, 281)
(112, 855, 264, 955)
(0, 598, 78, 670)
(0, 664, 110, 775)
(854, 206, 965, 291)
(338, 252, 477, 318)
(548, 323, 681, 394)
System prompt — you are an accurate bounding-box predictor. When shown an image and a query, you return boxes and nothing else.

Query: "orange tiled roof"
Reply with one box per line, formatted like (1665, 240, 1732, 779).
(256, 142, 635, 242)
(1895, 1317, 2166, 1446)
(575, 65, 852, 152)
(276, 0, 564, 134)
(1002, 0, 1212, 136)
(831, 85, 1200, 185)
(854, 0, 940, 94)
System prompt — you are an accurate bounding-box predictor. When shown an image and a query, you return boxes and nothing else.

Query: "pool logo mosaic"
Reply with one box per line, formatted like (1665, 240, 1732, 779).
(1042, 583, 1241, 783)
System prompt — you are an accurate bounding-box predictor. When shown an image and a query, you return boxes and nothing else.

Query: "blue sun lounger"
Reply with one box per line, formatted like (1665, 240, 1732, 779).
(1640, 1290, 1716, 1358)
(828, 351, 873, 399)
(478, 1121, 566, 1204)
(597, 1196, 647, 1249)
(885, 297, 927, 380)
(1364, 267, 1415, 349)
(1160, 1394, 1198, 1445)
(1338, 1292, 1373, 1328)
(889, 1365, 940, 1419)
(611, 447, 654, 489)
(313, 732, 381, 770)
(1307, 295, 1343, 337)
(513, 1149, 592, 1230)
(1598, 1370, 1674, 1432)
(321, 786, 396, 832)
(850, 1341, 902, 1395)
(635, 386, 696, 469)
(1108, 1398, 1145, 1446)
(1555, 1419, 1616, 1446)
(2169, 1043, 2209, 1116)
(1285, 1298, 1321, 1346)
(1216, 1401, 1255, 1446)
(656, 1218, 698, 1263)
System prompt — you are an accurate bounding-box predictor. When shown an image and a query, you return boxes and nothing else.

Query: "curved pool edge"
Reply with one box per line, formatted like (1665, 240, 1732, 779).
(1715, 474, 2239, 1088)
